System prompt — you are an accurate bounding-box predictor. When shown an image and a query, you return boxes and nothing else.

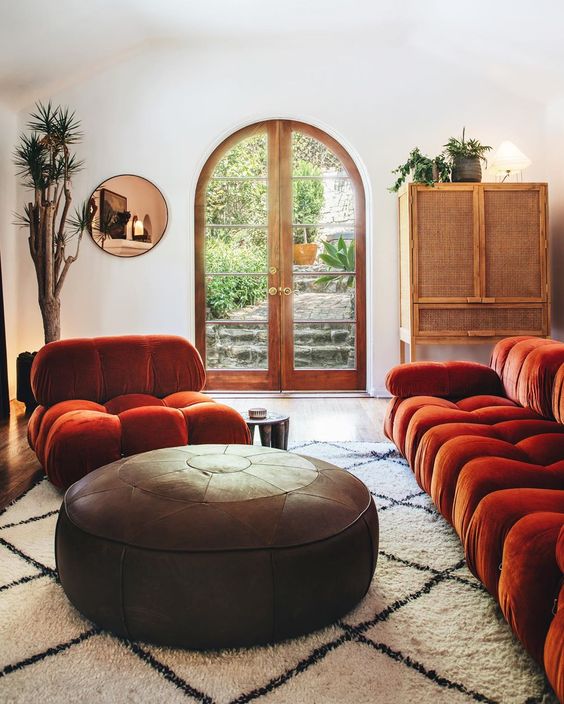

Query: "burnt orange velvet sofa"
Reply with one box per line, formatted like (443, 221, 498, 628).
(384, 336, 564, 702)
(28, 335, 251, 489)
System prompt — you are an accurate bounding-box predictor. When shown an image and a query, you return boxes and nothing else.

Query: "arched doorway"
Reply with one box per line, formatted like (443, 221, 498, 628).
(195, 120, 366, 391)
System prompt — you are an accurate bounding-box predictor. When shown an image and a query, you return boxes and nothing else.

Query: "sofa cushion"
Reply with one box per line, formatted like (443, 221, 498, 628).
(31, 335, 206, 406)
(545, 524, 564, 702)
(453, 457, 564, 543)
(414, 420, 564, 518)
(404, 404, 539, 467)
(491, 337, 564, 416)
(463, 489, 564, 598)
(385, 361, 502, 398)
(498, 512, 564, 665)
(105, 394, 166, 415)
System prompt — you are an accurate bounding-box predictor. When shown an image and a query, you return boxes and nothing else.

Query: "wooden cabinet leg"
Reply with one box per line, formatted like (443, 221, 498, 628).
(400, 340, 405, 364)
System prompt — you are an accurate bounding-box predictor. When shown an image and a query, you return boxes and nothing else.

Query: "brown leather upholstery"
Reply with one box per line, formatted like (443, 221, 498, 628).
(55, 444, 379, 649)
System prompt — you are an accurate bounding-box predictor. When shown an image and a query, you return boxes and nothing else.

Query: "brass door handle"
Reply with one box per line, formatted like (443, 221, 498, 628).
(283, 287, 297, 296)
(268, 287, 279, 296)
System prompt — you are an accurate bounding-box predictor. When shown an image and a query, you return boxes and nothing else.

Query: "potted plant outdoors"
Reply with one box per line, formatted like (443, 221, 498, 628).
(13, 102, 91, 411)
(315, 236, 355, 293)
(293, 161, 324, 266)
(444, 128, 492, 183)
(388, 148, 451, 192)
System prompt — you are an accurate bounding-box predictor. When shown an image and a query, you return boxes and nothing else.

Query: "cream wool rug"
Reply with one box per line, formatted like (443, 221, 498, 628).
(0, 442, 557, 704)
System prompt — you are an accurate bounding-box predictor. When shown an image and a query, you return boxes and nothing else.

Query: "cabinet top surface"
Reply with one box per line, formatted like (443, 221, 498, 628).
(398, 182, 547, 196)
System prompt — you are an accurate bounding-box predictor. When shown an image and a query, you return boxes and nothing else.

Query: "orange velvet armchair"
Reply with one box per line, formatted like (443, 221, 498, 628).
(28, 335, 251, 489)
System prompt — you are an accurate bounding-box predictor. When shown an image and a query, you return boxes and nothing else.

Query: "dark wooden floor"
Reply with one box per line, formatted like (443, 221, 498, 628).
(0, 397, 389, 510)
(0, 401, 43, 510)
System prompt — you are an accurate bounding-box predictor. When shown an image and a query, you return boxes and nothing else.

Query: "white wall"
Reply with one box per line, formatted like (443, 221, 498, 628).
(7, 37, 552, 395)
(0, 104, 18, 397)
(546, 99, 564, 341)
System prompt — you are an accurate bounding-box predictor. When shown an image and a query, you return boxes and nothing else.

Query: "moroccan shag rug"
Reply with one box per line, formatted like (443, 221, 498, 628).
(0, 442, 557, 704)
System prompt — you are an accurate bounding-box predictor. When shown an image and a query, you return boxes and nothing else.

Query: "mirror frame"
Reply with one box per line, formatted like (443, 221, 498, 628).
(88, 174, 169, 258)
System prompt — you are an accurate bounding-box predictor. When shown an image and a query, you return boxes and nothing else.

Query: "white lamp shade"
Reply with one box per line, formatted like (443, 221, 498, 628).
(491, 141, 532, 173)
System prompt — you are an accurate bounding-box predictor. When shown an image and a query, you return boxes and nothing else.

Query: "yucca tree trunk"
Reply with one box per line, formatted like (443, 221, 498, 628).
(28, 200, 62, 343)
(39, 296, 61, 344)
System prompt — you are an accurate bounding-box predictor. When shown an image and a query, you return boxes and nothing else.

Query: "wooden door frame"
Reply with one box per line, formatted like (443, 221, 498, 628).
(195, 119, 366, 392)
(195, 121, 279, 390)
(279, 120, 366, 391)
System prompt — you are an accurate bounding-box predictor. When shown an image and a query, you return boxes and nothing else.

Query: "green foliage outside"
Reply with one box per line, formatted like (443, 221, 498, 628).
(293, 160, 324, 244)
(205, 229, 267, 319)
(316, 236, 355, 291)
(205, 132, 335, 318)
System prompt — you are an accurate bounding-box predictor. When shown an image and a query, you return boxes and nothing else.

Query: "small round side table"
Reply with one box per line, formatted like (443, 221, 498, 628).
(242, 412, 290, 450)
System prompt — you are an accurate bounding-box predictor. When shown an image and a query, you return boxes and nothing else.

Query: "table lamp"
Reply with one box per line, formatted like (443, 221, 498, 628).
(491, 141, 532, 182)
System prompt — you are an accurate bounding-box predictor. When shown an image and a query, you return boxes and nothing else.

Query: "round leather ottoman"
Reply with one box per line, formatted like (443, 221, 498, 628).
(55, 444, 379, 649)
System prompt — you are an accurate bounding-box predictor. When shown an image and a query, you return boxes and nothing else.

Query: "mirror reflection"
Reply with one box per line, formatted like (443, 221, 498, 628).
(88, 175, 168, 257)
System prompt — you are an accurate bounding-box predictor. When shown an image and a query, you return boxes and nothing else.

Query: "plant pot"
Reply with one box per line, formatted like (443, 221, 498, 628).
(451, 156, 482, 183)
(293, 243, 318, 266)
(16, 351, 38, 414)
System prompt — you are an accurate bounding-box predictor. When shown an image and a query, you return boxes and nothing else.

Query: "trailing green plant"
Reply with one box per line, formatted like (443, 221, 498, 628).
(388, 148, 451, 192)
(315, 236, 355, 290)
(443, 127, 492, 162)
(14, 101, 90, 343)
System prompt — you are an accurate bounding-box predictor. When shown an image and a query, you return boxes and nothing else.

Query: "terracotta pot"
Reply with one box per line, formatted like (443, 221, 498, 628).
(293, 243, 318, 265)
(452, 156, 482, 183)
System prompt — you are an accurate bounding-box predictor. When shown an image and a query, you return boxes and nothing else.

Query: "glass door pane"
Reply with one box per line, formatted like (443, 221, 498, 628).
(204, 134, 270, 371)
(290, 131, 357, 372)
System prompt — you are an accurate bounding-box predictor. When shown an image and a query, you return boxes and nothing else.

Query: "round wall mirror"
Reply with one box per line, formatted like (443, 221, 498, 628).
(88, 175, 168, 257)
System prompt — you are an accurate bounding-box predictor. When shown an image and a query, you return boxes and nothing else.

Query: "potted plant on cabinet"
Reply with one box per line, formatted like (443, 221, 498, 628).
(388, 148, 451, 192)
(13, 101, 90, 411)
(444, 127, 492, 182)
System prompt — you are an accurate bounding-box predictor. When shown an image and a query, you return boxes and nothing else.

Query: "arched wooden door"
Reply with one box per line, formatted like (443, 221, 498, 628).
(195, 120, 366, 391)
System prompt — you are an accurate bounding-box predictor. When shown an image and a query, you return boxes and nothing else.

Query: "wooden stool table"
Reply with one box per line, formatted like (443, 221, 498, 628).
(242, 412, 290, 450)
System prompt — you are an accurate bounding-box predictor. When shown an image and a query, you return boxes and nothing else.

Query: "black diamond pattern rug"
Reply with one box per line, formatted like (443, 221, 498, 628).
(0, 442, 557, 703)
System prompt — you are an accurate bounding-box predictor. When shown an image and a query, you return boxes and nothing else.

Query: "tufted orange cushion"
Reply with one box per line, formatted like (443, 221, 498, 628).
(498, 512, 564, 665)
(385, 361, 502, 399)
(545, 524, 564, 702)
(463, 489, 564, 598)
(31, 335, 207, 406)
(496, 337, 558, 405)
(453, 458, 564, 543)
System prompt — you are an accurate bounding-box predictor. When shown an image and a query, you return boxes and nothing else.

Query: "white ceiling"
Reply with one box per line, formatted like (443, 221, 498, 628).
(1, 0, 564, 109)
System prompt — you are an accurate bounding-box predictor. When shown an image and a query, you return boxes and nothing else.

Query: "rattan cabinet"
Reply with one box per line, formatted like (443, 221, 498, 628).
(398, 183, 549, 362)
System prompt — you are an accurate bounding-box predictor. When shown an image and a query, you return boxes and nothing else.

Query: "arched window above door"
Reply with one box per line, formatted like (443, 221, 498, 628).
(195, 120, 366, 392)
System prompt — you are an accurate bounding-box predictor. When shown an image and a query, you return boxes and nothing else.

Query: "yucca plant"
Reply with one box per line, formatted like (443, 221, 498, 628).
(315, 236, 355, 290)
(14, 101, 90, 343)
